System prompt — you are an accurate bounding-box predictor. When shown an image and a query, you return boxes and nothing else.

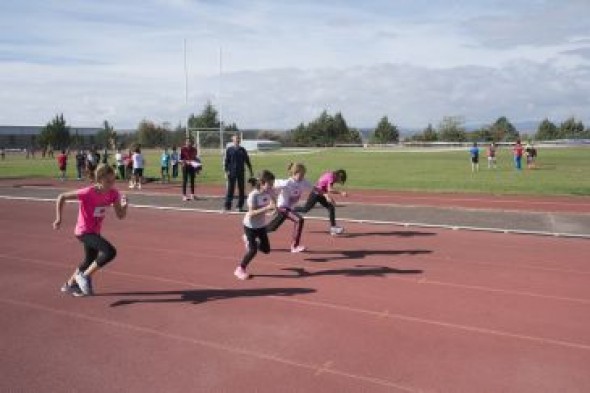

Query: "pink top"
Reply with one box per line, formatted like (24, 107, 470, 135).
(74, 186, 120, 236)
(315, 172, 336, 193)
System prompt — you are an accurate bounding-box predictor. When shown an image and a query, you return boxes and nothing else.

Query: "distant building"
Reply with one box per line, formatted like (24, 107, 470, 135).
(227, 139, 282, 152)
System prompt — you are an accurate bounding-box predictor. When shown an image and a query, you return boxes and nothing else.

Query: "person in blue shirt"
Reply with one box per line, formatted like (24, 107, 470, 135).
(223, 133, 254, 212)
(170, 146, 179, 180)
(470, 142, 480, 173)
(160, 147, 171, 183)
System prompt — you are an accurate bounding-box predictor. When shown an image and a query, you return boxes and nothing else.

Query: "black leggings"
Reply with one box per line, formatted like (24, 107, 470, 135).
(77, 233, 117, 272)
(182, 165, 196, 195)
(266, 207, 304, 247)
(295, 191, 336, 226)
(241, 226, 270, 269)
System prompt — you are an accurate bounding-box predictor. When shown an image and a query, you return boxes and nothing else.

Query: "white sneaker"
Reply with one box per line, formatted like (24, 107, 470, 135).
(330, 226, 344, 235)
(182, 195, 189, 201)
(234, 266, 250, 280)
(189, 194, 195, 200)
(74, 272, 93, 296)
(291, 245, 306, 253)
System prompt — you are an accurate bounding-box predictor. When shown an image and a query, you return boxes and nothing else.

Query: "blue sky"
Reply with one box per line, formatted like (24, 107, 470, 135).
(1, 0, 589, 129)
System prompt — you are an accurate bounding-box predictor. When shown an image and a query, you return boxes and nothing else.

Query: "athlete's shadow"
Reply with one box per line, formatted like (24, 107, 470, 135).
(338, 230, 436, 238)
(253, 265, 423, 279)
(102, 287, 316, 307)
(302, 249, 432, 263)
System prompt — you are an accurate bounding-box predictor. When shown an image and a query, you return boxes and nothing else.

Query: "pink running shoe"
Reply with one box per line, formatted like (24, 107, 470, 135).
(291, 245, 306, 253)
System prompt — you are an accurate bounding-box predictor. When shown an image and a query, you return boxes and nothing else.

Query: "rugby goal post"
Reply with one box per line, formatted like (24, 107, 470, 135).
(187, 126, 243, 153)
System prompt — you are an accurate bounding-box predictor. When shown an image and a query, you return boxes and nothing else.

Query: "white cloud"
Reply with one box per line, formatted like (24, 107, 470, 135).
(0, 0, 588, 129)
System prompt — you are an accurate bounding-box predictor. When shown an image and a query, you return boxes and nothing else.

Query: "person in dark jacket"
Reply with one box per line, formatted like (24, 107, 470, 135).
(223, 133, 253, 212)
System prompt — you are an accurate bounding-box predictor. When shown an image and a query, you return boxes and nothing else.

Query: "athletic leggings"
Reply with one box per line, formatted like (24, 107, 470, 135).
(266, 207, 304, 247)
(295, 191, 336, 226)
(77, 233, 117, 272)
(182, 165, 196, 195)
(241, 226, 270, 269)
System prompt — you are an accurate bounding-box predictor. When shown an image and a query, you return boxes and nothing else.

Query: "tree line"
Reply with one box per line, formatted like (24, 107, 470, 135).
(38, 104, 588, 150)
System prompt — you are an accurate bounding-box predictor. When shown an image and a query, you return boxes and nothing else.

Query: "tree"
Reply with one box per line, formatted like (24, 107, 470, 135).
(137, 120, 169, 148)
(290, 111, 359, 146)
(370, 116, 399, 144)
(422, 123, 438, 142)
(437, 116, 466, 142)
(39, 114, 70, 150)
(558, 117, 585, 139)
(535, 119, 559, 140)
(95, 120, 117, 149)
(490, 116, 519, 142)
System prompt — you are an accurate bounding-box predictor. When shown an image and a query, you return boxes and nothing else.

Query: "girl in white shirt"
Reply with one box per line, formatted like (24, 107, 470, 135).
(131, 146, 145, 190)
(266, 163, 313, 253)
(234, 170, 277, 280)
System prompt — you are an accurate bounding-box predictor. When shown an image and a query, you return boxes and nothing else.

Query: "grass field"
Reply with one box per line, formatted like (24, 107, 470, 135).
(1, 147, 589, 196)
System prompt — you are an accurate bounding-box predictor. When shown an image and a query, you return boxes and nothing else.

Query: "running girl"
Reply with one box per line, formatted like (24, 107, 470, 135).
(295, 169, 348, 235)
(234, 170, 277, 280)
(53, 164, 128, 296)
(266, 163, 313, 253)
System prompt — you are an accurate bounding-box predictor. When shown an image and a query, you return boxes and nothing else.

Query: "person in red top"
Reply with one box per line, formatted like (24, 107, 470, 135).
(57, 149, 68, 181)
(513, 140, 524, 171)
(180, 137, 199, 201)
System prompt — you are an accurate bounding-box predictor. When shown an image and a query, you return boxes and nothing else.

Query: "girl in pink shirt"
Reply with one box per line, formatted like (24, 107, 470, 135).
(53, 164, 128, 296)
(295, 169, 348, 235)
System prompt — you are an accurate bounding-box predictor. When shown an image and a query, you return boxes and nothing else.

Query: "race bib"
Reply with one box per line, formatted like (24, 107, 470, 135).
(93, 206, 107, 218)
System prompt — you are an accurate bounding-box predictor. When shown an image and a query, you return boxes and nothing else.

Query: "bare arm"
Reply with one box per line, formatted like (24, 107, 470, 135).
(113, 194, 129, 219)
(53, 190, 79, 229)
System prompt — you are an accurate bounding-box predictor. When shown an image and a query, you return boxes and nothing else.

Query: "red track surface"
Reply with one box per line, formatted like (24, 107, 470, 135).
(1, 199, 590, 392)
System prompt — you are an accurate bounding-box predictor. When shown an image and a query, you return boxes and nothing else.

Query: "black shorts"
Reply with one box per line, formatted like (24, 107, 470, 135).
(471, 156, 479, 164)
(133, 168, 144, 177)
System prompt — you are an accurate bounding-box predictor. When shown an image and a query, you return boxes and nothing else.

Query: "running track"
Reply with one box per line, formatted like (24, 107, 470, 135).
(1, 198, 590, 392)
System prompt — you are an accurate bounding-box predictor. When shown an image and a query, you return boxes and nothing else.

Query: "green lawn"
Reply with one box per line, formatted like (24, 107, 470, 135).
(1, 147, 589, 196)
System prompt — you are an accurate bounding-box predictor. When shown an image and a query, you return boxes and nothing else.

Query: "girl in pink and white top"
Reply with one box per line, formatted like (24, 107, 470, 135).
(53, 164, 128, 296)
(266, 163, 313, 253)
(295, 169, 348, 235)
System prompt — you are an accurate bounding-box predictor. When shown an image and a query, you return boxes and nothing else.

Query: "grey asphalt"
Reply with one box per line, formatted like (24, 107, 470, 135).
(2, 184, 589, 238)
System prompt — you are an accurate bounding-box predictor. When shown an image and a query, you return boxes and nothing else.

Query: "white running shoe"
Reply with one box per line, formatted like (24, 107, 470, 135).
(60, 282, 84, 297)
(182, 195, 189, 201)
(330, 226, 344, 235)
(74, 272, 93, 296)
(234, 266, 250, 280)
(291, 245, 306, 253)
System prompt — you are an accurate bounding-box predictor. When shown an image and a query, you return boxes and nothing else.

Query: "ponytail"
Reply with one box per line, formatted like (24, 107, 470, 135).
(334, 169, 347, 184)
(249, 169, 275, 190)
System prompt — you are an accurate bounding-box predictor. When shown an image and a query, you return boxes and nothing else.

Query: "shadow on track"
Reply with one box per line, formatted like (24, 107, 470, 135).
(252, 265, 423, 279)
(101, 287, 316, 307)
(300, 249, 432, 263)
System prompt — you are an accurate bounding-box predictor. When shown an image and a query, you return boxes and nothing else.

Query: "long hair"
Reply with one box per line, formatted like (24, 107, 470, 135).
(334, 169, 347, 184)
(287, 162, 306, 177)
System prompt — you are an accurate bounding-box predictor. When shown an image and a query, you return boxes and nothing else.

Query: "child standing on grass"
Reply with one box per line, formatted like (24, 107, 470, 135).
(513, 140, 524, 171)
(234, 170, 277, 280)
(170, 146, 179, 180)
(53, 164, 128, 296)
(295, 169, 348, 235)
(57, 149, 68, 181)
(469, 142, 480, 173)
(266, 163, 313, 253)
(160, 147, 171, 183)
(487, 143, 497, 169)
